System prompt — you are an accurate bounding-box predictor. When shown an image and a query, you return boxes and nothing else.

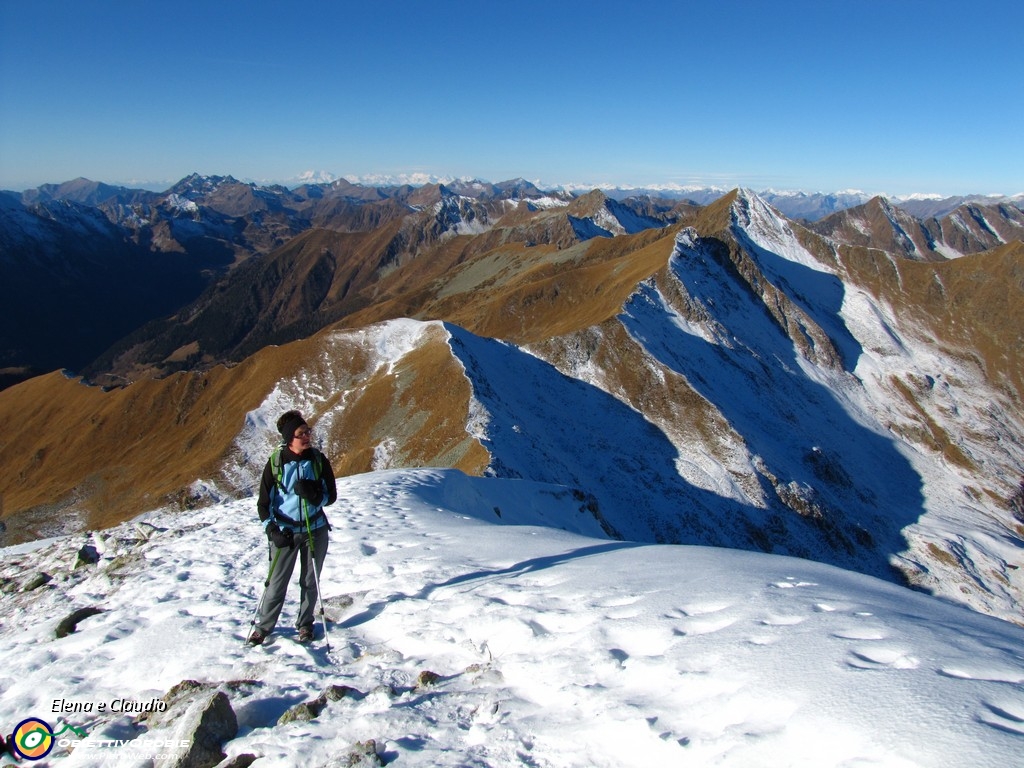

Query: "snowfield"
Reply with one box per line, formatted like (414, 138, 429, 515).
(2, 468, 1023, 767)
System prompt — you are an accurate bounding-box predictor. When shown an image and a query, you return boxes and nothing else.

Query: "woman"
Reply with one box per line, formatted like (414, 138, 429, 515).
(248, 409, 337, 645)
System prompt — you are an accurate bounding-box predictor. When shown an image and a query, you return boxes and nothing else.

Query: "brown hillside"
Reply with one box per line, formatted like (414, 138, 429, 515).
(0, 223, 678, 543)
(90, 194, 599, 383)
(839, 240, 1024, 402)
(0, 352, 292, 541)
(0, 322, 491, 544)
(345, 225, 682, 343)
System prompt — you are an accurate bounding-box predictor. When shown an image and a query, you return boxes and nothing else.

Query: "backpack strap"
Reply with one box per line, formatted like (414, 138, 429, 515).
(270, 446, 324, 491)
(270, 446, 284, 490)
(268, 447, 327, 531)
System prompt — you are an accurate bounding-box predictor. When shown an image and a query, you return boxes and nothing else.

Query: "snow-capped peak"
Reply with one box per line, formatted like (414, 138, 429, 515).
(728, 189, 832, 274)
(164, 193, 200, 215)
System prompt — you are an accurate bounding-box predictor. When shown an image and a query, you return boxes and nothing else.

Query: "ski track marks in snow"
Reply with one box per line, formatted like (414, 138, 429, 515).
(1, 468, 1023, 767)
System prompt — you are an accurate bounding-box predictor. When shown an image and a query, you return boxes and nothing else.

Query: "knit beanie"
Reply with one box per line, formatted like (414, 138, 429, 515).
(277, 410, 308, 445)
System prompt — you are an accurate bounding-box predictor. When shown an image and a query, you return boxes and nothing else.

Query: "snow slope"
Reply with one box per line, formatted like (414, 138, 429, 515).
(2, 469, 1022, 767)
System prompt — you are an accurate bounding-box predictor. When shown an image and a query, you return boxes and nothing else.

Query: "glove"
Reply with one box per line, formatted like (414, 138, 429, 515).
(293, 479, 324, 507)
(267, 522, 293, 549)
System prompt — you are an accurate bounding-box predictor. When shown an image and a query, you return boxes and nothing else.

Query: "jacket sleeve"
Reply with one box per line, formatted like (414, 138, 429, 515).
(320, 453, 338, 507)
(256, 459, 277, 526)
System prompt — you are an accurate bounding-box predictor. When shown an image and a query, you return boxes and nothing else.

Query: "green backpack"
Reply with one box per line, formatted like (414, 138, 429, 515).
(269, 446, 324, 491)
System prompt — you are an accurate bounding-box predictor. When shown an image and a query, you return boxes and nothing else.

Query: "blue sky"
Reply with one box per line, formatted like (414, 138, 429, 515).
(1, 0, 1021, 195)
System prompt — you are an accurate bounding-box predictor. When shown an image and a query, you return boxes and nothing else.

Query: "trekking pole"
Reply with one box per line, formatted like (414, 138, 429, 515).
(303, 500, 332, 654)
(244, 544, 282, 648)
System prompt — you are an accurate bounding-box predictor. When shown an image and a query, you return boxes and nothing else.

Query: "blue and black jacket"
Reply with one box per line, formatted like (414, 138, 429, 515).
(257, 446, 337, 533)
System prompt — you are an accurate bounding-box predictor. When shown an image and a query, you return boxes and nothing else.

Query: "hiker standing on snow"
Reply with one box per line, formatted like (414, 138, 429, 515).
(248, 409, 337, 645)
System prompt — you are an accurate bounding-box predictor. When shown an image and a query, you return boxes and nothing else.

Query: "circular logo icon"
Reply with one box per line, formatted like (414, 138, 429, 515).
(11, 717, 55, 761)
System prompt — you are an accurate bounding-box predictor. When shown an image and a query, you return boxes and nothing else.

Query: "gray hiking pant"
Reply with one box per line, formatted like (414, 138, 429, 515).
(255, 524, 329, 634)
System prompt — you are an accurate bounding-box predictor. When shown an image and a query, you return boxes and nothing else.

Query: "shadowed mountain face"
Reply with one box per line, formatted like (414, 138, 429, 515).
(74, 186, 685, 383)
(1, 184, 1022, 624)
(0, 194, 215, 385)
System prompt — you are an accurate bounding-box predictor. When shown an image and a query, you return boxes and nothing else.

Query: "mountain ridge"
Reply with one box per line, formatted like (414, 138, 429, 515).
(2, 186, 1022, 626)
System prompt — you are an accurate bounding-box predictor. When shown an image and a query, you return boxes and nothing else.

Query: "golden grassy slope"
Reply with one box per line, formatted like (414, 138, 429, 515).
(1, 356, 274, 539)
(839, 239, 1024, 402)
(0, 223, 678, 543)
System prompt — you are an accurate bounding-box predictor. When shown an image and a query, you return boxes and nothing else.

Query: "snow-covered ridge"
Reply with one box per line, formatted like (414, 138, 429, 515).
(225, 319, 445, 493)
(1, 469, 1022, 767)
(731, 188, 835, 273)
(524, 196, 571, 210)
(164, 193, 199, 215)
(605, 190, 1024, 621)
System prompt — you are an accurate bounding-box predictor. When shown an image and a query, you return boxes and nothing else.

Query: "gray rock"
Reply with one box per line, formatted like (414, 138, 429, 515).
(323, 594, 355, 621)
(277, 684, 361, 725)
(414, 670, 442, 692)
(277, 699, 323, 725)
(55, 606, 104, 638)
(22, 572, 52, 592)
(156, 690, 238, 768)
(73, 544, 100, 569)
(216, 755, 257, 768)
(329, 740, 383, 767)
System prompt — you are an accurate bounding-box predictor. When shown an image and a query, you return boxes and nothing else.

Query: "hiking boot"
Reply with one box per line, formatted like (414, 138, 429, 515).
(247, 628, 267, 646)
(297, 625, 314, 644)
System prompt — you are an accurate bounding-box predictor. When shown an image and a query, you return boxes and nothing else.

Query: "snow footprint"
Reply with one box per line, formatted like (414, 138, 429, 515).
(979, 698, 1024, 736)
(771, 577, 818, 589)
(673, 615, 737, 637)
(832, 626, 888, 641)
(603, 623, 677, 658)
(591, 594, 646, 620)
(832, 612, 917, 669)
(668, 599, 734, 618)
(846, 645, 920, 670)
(938, 663, 1024, 684)
(595, 594, 645, 608)
(662, 600, 737, 637)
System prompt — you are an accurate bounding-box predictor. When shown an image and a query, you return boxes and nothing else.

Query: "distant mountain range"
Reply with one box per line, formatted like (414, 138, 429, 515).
(13, 173, 1024, 220)
(2, 174, 1021, 389)
(1, 173, 1023, 628)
